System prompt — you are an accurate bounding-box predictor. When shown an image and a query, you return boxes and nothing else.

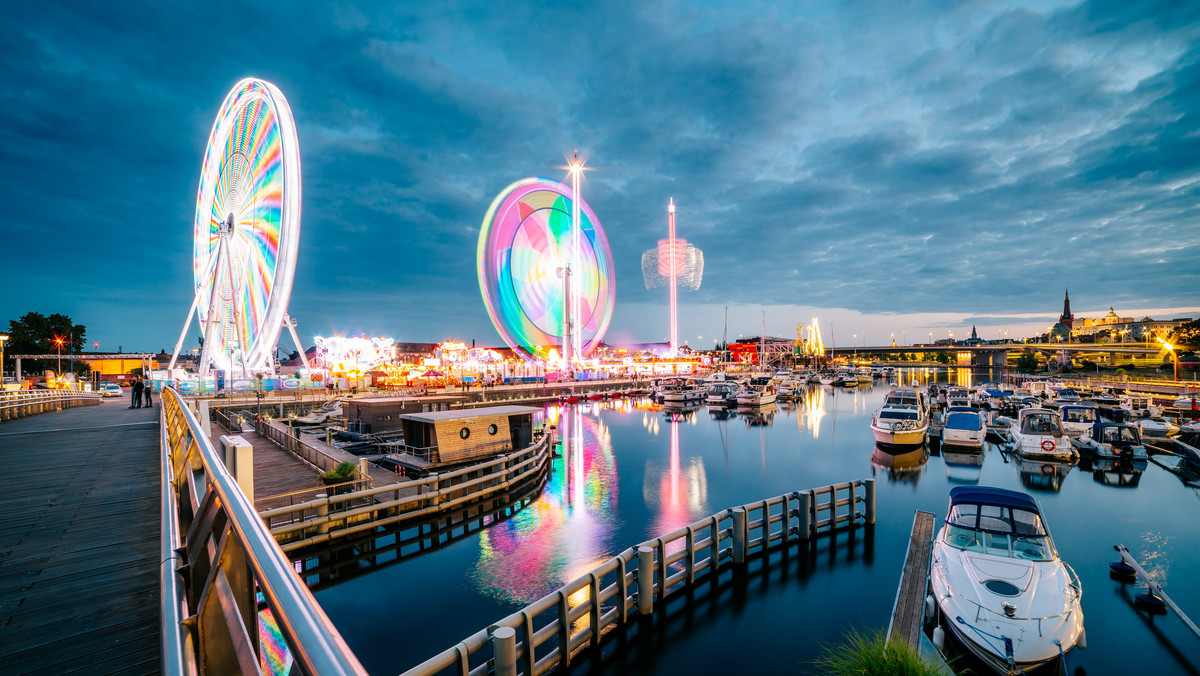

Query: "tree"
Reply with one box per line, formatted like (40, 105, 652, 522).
(4, 312, 87, 375)
(935, 351, 951, 365)
(1169, 319, 1200, 348)
(1015, 350, 1039, 373)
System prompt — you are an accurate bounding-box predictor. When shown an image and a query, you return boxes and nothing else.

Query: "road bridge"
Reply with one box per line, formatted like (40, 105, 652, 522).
(824, 342, 1165, 368)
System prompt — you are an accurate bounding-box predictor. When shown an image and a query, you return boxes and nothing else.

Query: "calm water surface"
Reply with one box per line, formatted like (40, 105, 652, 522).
(311, 368, 1199, 675)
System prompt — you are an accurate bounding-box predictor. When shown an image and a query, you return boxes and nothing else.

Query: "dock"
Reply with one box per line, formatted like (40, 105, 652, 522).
(0, 399, 160, 674)
(887, 510, 935, 648)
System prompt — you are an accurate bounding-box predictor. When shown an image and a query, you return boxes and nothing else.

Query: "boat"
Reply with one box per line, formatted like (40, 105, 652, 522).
(1119, 394, 1159, 419)
(1137, 416, 1179, 438)
(661, 379, 706, 405)
(735, 382, 778, 407)
(943, 387, 971, 410)
(942, 408, 985, 450)
(870, 387, 930, 448)
(1076, 421, 1147, 461)
(705, 381, 739, 406)
(929, 486, 1084, 675)
(1008, 408, 1073, 460)
(293, 398, 346, 426)
(1171, 392, 1200, 409)
(1058, 405, 1098, 437)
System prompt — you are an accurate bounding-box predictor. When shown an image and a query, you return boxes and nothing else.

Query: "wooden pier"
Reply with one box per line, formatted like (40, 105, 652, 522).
(0, 399, 160, 674)
(887, 510, 935, 649)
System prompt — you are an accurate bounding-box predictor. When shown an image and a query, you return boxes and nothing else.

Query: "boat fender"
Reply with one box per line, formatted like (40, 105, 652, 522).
(925, 595, 935, 622)
(1078, 628, 1087, 650)
(932, 625, 945, 652)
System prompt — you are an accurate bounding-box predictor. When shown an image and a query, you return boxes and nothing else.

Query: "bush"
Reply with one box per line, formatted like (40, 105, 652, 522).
(321, 460, 357, 479)
(813, 628, 944, 676)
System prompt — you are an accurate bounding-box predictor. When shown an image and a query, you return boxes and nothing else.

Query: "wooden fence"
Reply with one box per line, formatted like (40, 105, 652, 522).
(402, 479, 875, 676)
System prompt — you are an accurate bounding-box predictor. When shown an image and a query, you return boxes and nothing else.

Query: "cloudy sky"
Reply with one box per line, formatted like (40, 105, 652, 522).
(3, 0, 1198, 354)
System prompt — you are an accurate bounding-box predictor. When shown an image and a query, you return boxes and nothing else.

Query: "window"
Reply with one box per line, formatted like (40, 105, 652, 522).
(460, 427, 470, 440)
(488, 424, 498, 436)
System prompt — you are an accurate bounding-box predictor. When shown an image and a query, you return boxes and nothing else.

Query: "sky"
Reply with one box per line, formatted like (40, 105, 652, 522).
(2, 0, 1199, 355)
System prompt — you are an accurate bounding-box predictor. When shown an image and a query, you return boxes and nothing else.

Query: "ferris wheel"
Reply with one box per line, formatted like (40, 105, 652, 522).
(168, 78, 310, 377)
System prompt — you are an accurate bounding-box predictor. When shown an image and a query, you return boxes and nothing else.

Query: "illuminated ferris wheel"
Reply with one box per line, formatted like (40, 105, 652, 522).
(168, 78, 310, 377)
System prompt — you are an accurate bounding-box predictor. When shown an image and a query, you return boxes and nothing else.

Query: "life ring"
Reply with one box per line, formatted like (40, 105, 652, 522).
(1040, 464, 1054, 476)
(1041, 439, 1056, 452)
(892, 421, 903, 431)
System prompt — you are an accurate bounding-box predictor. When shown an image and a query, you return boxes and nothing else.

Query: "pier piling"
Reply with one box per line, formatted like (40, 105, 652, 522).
(732, 507, 747, 563)
(637, 546, 654, 615)
(491, 626, 517, 676)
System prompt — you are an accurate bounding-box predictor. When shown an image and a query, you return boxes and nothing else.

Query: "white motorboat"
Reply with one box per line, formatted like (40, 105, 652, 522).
(944, 449, 985, 484)
(705, 381, 739, 406)
(929, 487, 1084, 675)
(870, 388, 930, 447)
(944, 387, 971, 410)
(817, 371, 836, 386)
(662, 379, 706, 405)
(1171, 392, 1199, 409)
(1120, 394, 1159, 418)
(293, 398, 345, 425)
(735, 382, 778, 406)
(942, 408, 985, 450)
(1137, 416, 1179, 438)
(1058, 405, 1097, 437)
(1008, 408, 1073, 460)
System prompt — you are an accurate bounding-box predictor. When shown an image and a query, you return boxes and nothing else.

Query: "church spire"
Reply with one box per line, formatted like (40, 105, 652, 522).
(1059, 289, 1074, 335)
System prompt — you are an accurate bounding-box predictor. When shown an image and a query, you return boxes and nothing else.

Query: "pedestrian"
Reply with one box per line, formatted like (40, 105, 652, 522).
(130, 376, 144, 408)
(143, 379, 154, 408)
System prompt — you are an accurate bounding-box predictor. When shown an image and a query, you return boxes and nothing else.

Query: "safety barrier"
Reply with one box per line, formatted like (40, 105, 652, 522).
(0, 388, 101, 422)
(261, 433, 553, 552)
(159, 386, 367, 676)
(402, 479, 875, 676)
(255, 418, 372, 484)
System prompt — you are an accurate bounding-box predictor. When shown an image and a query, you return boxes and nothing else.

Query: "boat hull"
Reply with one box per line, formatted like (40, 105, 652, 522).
(871, 425, 927, 447)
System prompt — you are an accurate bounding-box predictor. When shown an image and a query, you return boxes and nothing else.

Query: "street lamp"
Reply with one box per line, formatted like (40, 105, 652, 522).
(53, 336, 64, 379)
(0, 333, 8, 384)
(1157, 336, 1179, 380)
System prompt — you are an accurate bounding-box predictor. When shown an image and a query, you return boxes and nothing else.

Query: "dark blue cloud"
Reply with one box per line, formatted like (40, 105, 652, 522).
(0, 0, 1197, 353)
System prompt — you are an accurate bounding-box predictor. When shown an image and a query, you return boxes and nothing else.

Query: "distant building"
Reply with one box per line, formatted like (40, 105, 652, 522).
(963, 325, 983, 347)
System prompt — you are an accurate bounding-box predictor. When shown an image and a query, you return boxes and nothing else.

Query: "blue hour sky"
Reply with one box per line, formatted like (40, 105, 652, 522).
(2, 1, 1198, 353)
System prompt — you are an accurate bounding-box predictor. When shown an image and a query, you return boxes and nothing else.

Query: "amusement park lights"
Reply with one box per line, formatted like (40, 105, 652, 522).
(641, 199, 704, 357)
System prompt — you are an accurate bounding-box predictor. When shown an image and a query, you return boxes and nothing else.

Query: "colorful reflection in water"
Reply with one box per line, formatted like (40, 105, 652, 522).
(798, 386, 828, 438)
(645, 411, 709, 540)
(257, 594, 293, 676)
(469, 405, 619, 604)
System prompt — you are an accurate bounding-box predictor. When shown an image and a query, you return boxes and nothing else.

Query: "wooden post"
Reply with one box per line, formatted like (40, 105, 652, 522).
(492, 626, 517, 676)
(637, 546, 654, 616)
(865, 479, 876, 525)
(732, 507, 747, 563)
(800, 491, 811, 539)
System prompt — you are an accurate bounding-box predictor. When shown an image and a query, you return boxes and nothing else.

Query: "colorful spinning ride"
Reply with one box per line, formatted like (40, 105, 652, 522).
(477, 177, 615, 363)
(169, 78, 308, 377)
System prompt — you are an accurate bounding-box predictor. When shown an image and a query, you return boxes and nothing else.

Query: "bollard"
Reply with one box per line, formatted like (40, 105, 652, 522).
(800, 491, 811, 539)
(637, 546, 654, 616)
(491, 626, 517, 676)
(732, 507, 747, 563)
(865, 479, 876, 525)
(315, 494, 330, 535)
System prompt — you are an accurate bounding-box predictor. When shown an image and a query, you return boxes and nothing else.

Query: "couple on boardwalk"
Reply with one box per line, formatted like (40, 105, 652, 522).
(129, 376, 154, 409)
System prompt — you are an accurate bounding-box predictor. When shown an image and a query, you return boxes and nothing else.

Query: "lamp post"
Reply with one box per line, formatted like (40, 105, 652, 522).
(0, 333, 8, 384)
(53, 336, 64, 379)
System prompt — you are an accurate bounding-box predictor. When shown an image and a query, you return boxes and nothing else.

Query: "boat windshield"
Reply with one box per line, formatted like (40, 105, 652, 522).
(1020, 413, 1061, 435)
(944, 502, 1054, 560)
(885, 393, 920, 407)
(879, 408, 919, 421)
(1100, 426, 1140, 445)
(1062, 408, 1096, 423)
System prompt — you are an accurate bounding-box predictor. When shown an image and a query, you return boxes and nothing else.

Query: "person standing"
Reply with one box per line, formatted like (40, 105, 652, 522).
(130, 376, 144, 409)
(143, 378, 154, 408)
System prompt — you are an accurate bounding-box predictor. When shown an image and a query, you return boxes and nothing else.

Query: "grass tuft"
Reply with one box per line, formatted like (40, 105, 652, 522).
(812, 628, 944, 676)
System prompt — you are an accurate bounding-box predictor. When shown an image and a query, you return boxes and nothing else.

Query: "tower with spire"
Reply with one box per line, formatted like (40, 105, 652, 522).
(1059, 290, 1074, 332)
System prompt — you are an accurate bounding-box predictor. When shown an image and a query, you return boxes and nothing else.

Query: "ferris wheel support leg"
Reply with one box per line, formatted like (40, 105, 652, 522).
(283, 315, 312, 373)
(167, 290, 203, 374)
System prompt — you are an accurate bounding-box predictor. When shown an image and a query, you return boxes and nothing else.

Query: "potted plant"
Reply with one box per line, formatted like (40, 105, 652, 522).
(319, 460, 357, 489)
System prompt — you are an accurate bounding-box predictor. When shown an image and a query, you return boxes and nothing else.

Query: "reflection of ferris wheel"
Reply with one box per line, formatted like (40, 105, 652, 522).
(168, 78, 310, 377)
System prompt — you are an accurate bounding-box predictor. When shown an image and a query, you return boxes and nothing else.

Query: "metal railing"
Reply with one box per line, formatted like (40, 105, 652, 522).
(159, 386, 367, 676)
(402, 479, 875, 676)
(254, 418, 372, 484)
(261, 433, 553, 552)
(0, 388, 102, 422)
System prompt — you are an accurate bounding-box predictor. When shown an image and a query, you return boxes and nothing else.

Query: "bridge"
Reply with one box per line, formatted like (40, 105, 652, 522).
(823, 342, 1165, 367)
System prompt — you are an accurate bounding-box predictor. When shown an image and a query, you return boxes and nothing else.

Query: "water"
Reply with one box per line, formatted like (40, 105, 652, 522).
(309, 368, 1200, 675)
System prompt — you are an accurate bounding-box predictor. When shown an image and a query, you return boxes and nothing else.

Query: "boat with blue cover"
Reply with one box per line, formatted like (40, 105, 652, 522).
(928, 486, 1084, 675)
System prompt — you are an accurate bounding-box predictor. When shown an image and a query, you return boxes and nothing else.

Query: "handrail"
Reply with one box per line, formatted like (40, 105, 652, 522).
(160, 386, 368, 676)
(0, 389, 102, 420)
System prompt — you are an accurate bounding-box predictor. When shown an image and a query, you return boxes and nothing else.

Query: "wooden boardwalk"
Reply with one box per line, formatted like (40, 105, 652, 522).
(0, 398, 160, 675)
(887, 510, 935, 649)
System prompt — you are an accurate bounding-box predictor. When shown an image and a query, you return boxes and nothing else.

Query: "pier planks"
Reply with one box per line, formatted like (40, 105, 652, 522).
(0, 399, 159, 674)
(888, 510, 935, 649)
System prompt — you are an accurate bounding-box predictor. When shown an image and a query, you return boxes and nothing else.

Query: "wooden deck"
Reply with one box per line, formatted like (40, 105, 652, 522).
(887, 510, 935, 649)
(0, 398, 160, 675)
